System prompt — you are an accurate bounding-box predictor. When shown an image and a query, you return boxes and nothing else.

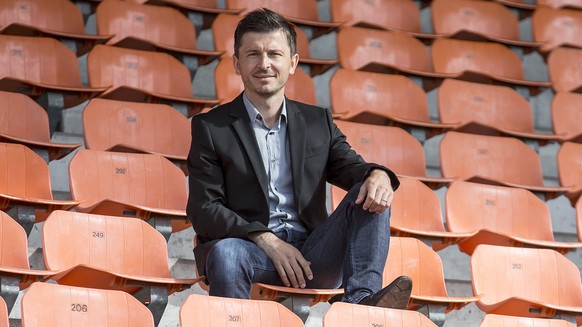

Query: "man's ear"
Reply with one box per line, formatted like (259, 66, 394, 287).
(289, 53, 299, 74)
(233, 55, 241, 76)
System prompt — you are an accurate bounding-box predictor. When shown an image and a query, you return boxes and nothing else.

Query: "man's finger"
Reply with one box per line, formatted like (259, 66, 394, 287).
(274, 263, 291, 287)
(355, 183, 368, 205)
(282, 262, 300, 288)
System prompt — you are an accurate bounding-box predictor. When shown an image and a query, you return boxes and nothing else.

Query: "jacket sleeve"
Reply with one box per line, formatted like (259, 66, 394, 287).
(186, 115, 270, 241)
(324, 108, 400, 191)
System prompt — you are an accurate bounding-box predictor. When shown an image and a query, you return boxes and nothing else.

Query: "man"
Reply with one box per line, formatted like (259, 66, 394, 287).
(187, 8, 412, 308)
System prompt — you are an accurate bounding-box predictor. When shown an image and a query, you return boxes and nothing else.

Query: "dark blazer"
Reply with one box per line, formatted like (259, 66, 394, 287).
(187, 94, 399, 276)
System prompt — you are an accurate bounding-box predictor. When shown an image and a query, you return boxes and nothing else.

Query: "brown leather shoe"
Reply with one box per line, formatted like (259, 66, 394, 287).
(358, 276, 412, 309)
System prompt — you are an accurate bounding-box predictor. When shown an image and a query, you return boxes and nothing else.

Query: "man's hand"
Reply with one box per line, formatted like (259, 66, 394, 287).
(249, 231, 313, 288)
(355, 169, 394, 213)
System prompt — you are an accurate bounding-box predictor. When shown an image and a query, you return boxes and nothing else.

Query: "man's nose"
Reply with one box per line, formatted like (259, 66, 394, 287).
(258, 53, 271, 69)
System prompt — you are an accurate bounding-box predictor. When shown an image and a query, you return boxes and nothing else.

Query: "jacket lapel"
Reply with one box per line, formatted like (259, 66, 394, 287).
(229, 95, 269, 200)
(286, 99, 306, 212)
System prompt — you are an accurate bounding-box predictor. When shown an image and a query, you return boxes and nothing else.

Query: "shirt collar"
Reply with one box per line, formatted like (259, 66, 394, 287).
(243, 93, 287, 129)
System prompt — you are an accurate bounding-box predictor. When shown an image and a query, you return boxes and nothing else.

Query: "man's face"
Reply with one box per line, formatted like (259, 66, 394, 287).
(234, 30, 299, 101)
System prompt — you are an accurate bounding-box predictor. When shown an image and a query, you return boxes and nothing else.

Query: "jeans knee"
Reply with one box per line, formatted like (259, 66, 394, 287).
(206, 238, 252, 280)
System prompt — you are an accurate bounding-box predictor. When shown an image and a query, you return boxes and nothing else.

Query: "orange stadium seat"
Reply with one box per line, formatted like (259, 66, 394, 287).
(576, 196, 582, 241)
(330, 177, 467, 250)
(68, 149, 191, 240)
(0, 35, 105, 134)
(438, 78, 560, 145)
(0, 210, 55, 314)
(180, 294, 304, 327)
(323, 302, 438, 327)
(87, 44, 218, 117)
(42, 210, 202, 326)
(0, 0, 111, 56)
(330, 69, 455, 141)
(0, 143, 80, 235)
(329, 0, 434, 40)
(0, 297, 7, 327)
(332, 121, 452, 189)
(446, 180, 582, 255)
(225, 0, 341, 38)
(547, 47, 582, 93)
(440, 131, 568, 200)
(21, 282, 155, 327)
(480, 314, 576, 327)
(557, 142, 582, 205)
(532, 7, 582, 53)
(336, 26, 446, 92)
(538, 0, 582, 9)
(82, 98, 191, 174)
(431, 0, 540, 49)
(214, 56, 317, 106)
(431, 38, 551, 95)
(385, 237, 478, 326)
(552, 92, 582, 143)
(211, 13, 337, 76)
(493, 0, 536, 11)
(471, 244, 582, 322)
(95, 0, 222, 76)
(0, 90, 80, 162)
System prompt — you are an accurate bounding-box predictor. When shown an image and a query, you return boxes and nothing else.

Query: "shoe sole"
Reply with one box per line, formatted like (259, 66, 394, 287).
(375, 276, 412, 309)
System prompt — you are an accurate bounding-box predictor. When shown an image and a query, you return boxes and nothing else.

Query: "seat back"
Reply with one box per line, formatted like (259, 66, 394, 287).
(0, 90, 52, 143)
(0, 34, 83, 87)
(385, 237, 449, 298)
(330, 68, 430, 122)
(337, 26, 431, 72)
(329, 0, 421, 33)
(548, 47, 582, 92)
(480, 314, 576, 327)
(552, 92, 582, 139)
(333, 120, 430, 177)
(87, 44, 193, 98)
(68, 149, 187, 212)
(438, 79, 534, 133)
(225, 0, 320, 22)
(323, 302, 437, 327)
(0, 142, 53, 200)
(471, 244, 582, 312)
(0, 210, 33, 270)
(538, 0, 582, 9)
(557, 142, 582, 194)
(440, 131, 545, 186)
(432, 38, 524, 80)
(532, 7, 582, 51)
(576, 197, 582, 242)
(214, 56, 316, 105)
(0, 296, 7, 327)
(432, 0, 520, 41)
(96, 0, 199, 50)
(43, 210, 171, 278)
(446, 181, 555, 240)
(180, 293, 304, 327)
(0, 0, 86, 35)
(21, 282, 154, 326)
(82, 98, 191, 158)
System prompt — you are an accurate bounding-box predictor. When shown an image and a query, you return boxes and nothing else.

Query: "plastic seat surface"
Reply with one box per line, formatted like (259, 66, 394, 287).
(21, 282, 154, 327)
(471, 244, 582, 318)
(68, 149, 190, 233)
(332, 120, 452, 188)
(95, 0, 221, 64)
(214, 56, 317, 106)
(330, 69, 455, 140)
(446, 180, 582, 254)
(557, 142, 582, 204)
(323, 302, 438, 327)
(552, 92, 582, 143)
(0, 297, 7, 327)
(385, 237, 478, 313)
(82, 98, 190, 169)
(432, 38, 551, 90)
(87, 44, 218, 116)
(330, 177, 466, 250)
(480, 314, 576, 327)
(548, 47, 582, 93)
(0, 0, 111, 55)
(532, 7, 582, 52)
(180, 293, 304, 327)
(0, 90, 80, 161)
(438, 79, 559, 143)
(440, 131, 568, 199)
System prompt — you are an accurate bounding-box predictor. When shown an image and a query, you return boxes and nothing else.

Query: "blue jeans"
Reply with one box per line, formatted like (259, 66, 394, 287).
(205, 183, 391, 303)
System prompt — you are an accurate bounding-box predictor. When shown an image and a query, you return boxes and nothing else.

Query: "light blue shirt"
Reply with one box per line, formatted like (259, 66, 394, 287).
(243, 94, 306, 232)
